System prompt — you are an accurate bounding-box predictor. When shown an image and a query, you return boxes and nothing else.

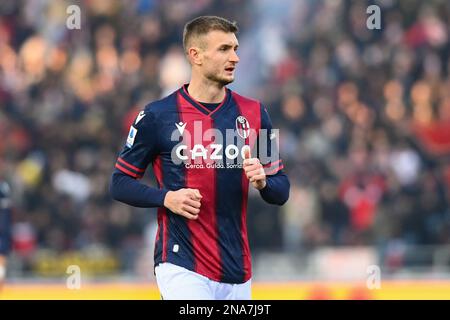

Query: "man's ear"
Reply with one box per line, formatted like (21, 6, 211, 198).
(188, 47, 202, 66)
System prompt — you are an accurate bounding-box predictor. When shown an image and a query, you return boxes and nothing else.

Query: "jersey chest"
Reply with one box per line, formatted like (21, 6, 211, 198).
(155, 107, 253, 166)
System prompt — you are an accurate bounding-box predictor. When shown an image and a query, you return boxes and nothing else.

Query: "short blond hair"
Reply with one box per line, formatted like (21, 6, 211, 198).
(183, 16, 238, 53)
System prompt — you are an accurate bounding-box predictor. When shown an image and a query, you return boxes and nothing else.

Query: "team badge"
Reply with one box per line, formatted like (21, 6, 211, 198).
(236, 116, 250, 139)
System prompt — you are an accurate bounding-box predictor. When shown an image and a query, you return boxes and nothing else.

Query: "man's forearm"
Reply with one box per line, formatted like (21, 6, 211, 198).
(110, 170, 169, 208)
(259, 172, 290, 205)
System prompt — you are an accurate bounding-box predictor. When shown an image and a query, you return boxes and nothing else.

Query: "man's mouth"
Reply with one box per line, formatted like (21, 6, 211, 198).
(225, 67, 235, 72)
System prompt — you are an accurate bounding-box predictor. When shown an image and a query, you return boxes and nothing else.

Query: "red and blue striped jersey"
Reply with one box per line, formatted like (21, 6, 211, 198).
(114, 85, 288, 283)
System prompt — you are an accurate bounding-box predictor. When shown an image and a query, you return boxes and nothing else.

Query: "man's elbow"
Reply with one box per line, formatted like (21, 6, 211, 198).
(262, 176, 290, 205)
(277, 179, 290, 205)
(109, 172, 125, 202)
(278, 177, 291, 206)
(275, 188, 289, 206)
(109, 176, 118, 201)
(278, 192, 289, 205)
(265, 195, 288, 206)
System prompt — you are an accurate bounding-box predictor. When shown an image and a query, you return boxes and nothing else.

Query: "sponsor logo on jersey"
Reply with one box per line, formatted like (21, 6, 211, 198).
(126, 126, 137, 148)
(169, 120, 279, 167)
(175, 122, 187, 135)
(135, 111, 146, 124)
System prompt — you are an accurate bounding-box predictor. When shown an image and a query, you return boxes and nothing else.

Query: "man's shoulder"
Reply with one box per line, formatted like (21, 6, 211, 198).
(229, 89, 261, 108)
(143, 90, 179, 115)
(229, 89, 274, 127)
(132, 91, 178, 129)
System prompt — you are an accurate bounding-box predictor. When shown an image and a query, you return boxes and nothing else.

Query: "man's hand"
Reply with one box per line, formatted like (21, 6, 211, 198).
(243, 147, 266, 190)
(163, 188, 202, 220)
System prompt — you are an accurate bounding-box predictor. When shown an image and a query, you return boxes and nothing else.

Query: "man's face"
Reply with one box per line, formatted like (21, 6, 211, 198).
(197, 30, 240, 86)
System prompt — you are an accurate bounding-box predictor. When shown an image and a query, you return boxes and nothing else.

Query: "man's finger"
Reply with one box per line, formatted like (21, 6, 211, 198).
(185, 198, 201, 209)
(250, 174, 266, 183)
(193, 189, 202, 199)
(243, 159, 254, 167)
(244, 163, 261, 173)
(182, 205, 200, 215)
(246, 167, 265, 178)
(181, 210, 198, 220)
(187, 189, 202, 199)
(243, 158, 260, 167)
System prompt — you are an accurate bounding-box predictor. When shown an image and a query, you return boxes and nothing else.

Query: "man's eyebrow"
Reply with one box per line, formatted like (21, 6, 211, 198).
(219, 43, 239, 48)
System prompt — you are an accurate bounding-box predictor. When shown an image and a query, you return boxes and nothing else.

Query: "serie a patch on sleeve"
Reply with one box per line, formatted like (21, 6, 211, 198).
(126, 126, 138, 148)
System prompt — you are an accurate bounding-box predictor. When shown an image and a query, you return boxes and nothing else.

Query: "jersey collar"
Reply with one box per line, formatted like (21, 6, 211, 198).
(179, 84, 231, 117)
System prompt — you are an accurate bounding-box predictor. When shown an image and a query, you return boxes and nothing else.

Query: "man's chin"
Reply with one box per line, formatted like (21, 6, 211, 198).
(218, 76, 234, 86)
(207, 74, 234, 86)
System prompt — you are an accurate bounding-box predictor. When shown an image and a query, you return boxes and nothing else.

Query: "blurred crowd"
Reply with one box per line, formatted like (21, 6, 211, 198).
(1, 0, 450, 275)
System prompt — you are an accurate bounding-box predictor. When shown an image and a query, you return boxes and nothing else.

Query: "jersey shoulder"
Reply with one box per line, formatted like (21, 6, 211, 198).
(230, 90, 261, 109)
(143, 91, 178, 116)
(134, 91, 178, 129)
(230, 89, 271, 126)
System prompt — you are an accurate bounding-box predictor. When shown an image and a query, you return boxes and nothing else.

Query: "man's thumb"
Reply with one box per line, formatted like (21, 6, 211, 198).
(192, 189, 202, 199)
(243, 146, 251, 159)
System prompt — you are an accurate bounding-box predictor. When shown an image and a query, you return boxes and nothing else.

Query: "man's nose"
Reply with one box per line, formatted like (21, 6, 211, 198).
(230, 50, 240, 63)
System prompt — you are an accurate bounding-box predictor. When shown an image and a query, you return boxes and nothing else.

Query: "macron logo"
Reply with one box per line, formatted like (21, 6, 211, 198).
(175, 122, 187, 135)
(135, 111, 146, 124)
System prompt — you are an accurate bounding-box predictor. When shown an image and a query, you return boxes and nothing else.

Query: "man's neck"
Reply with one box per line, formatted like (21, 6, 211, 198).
(187, 77, 226, 103)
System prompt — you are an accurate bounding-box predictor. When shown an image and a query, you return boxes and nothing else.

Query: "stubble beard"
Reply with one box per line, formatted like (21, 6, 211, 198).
(205, 70, 234, 87)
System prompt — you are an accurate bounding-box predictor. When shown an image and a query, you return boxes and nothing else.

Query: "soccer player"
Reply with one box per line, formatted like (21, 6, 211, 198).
(110, 16, 290, 300)
(0, 181, 12, 292)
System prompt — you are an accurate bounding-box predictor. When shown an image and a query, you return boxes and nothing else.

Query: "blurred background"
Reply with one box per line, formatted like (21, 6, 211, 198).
(1, 0, 450, 299)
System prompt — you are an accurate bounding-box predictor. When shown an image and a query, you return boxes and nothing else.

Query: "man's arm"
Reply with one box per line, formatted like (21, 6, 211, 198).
(111, 107, 202, 219)
(243, 150, 290, 205)
(242, 104, 290, 205)
(110, 170, 202, 219)
(110, 169, 168, 207)
(259, 170, 290, 205)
